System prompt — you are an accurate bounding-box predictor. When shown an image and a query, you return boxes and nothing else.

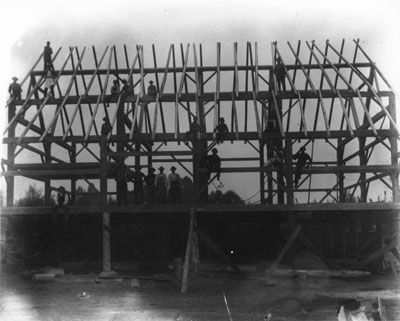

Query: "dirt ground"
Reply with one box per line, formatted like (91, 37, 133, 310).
(1, 267, 399, 321)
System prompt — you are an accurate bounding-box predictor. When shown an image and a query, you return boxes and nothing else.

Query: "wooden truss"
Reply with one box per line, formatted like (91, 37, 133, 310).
(1, 39, 399, 208)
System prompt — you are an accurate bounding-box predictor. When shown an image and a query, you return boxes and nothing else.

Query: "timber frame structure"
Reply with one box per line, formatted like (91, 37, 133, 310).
(1, 40, 400, 274)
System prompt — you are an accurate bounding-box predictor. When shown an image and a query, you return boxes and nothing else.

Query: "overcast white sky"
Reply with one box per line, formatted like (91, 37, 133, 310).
(0, 0, 399, 201)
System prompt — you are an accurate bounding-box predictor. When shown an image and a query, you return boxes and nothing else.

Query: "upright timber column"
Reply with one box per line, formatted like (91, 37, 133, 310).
(195, 68, 208, 203)
(389, 93, 399, 202)
(337, 138, 346, 203)
(285, 137, 294, 205)
(99, 139, 116, 278)
(259, 142, 265, 203)
(116, 99, 127, 205)
(44, 142, 51, 206)
(6, 103, 16, 207)
(358, 137, 367, 202)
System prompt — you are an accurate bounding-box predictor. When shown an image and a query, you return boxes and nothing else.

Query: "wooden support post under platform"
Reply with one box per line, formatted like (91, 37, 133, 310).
(181, 209, 196, 294)
(337, 138, 346, 203)
(195, 226, 243, 277)
(389, 93, 399, 202)
(285, 137, 294, 204)
(351, 239, 399, 270)
(6, 103, 16, 207)
(265, 225, 302, 279)
(359, 137, 367, 202)
(99, 139, 116, 278)
(259, 142, 266, 203)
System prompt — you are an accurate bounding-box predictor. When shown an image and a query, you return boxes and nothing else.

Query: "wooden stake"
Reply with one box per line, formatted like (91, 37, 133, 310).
(180, 209, 196, 293)
(265, 225, 302, 279)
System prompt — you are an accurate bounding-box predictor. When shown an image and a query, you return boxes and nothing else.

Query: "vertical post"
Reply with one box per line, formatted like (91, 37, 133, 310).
(193, 61, 208, 203)
(99, 139, 115, 277)
(337, 138, 346, 202)
(259, 142, 265, 203)
(70, 143, 77, 205)
(6, 103, 16, 207)
(181, 209, 196, 293)
(117, 98, 127, 205)
(359, 137, 367, 202)
(389, 93, 399, 202)
(44, 143, 51, 206)
(285, 137, 294, 204)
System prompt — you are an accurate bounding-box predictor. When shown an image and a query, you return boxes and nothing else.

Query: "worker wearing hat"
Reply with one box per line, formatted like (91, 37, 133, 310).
(167, 166, 182, 204)
(8, 77, 22, 101)
(57, 186, 70, 206)
(147, 80, 157, 96)
(145, 167, 157, 204)
(206, 148, 221, 180)
(155, 166, 167, 204)
(43, 41, 53, 69)
(104, 79, 120, 107)
(274, 56, 286, 91)
(214, 117, 229, 144)
(293, 146, 312, 187)
(101, 117, 112, 136)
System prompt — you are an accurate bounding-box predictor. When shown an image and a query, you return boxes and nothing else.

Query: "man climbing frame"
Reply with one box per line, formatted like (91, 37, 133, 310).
(293, 146, 312, 188)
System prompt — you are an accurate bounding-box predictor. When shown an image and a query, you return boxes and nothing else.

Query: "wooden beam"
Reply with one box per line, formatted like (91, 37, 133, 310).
(181, 210, 196, 293)
(40, 47, 87, 141)
(195, 226, 243, 276)
(62, 46, 109, 141)
(265, 225, 302, 278)
(2, 201, 400, 216)
(351, 239, 398, 270)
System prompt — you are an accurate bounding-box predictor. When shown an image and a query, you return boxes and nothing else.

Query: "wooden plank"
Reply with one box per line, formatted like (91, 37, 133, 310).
(5, 52, 44, 107)
(348, 97, 361, 128)
(178, 44, 190, 97)
(216, 42, 221, 100)
(297, 91, 308, 135)
(159, 45, 172, 96)
(317, 90, 331, 136)
(313, 42, 356, 92)
(352, 239, 398, 270)
(265, 225, 302, 278)
(128, 93, 141, 140)
(354, 40, 395, 92)
(330, 41, 399, 134)
(195, 226, 243, 276)
(151, 93, 160, 140)
(4, 47, 63, 135)
(337, 90, 355, 136)
(175, 94, 179, 139)
(85, 47, 114, 140)
(40, 47, 87, 141)
(254, 42, 259, 95)
(305, 41, 336, 92)
(62, 46, 109, 141)
(270, 91, 285, 137)
(274, 43, 297, 92)
(287, 41, 317, 92)
(271, 268, 370, 277)
(356, 89, 378, 136)
(233, 42, 239, 97)
(19, 48, 74, 142)
(180, 210, 196, 293)
(2, 201, 400, 216)
(252, 92, 261, 138)
(231, 95, 240, 140)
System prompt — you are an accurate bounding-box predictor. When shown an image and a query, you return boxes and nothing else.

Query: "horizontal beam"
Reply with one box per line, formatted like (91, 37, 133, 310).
(2, 202, 400, 215)
(3, 129, 397, 145)
(108, 150, 193, 157)
(29, 62, 373, 77)
(8, 90, 393, 106)
(3, 164, 397, 179)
